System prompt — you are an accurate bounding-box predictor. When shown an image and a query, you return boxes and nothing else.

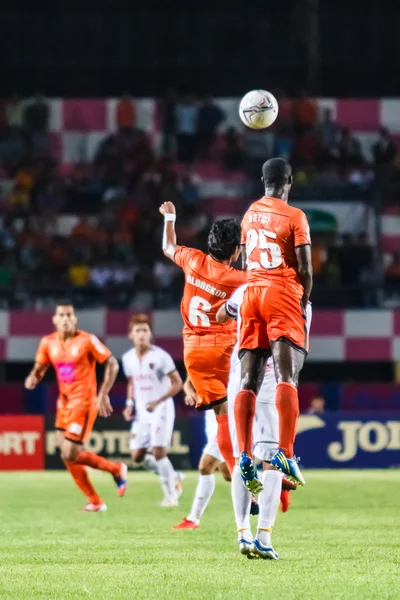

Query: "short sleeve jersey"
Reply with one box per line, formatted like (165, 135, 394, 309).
(241, 196, 311, 295)
(35, 330, 111, 408)
(121, 345, 176, 423)
(173, 246, 247, 347)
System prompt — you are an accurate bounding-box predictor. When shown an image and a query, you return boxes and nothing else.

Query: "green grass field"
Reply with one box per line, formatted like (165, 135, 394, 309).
(0, 470, 399, 600)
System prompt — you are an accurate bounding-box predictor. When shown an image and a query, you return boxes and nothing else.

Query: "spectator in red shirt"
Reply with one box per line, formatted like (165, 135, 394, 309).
(116, 93, 136, 132)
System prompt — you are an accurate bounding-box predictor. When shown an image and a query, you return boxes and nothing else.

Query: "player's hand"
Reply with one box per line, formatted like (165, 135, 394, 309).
(159, 202, 176, 217)
(146, 400, 160, 413)
(123, 405, 134, 421)
(98, 393, 113, 417)
(183, 379, 196, 407)
(24, 374, 39, 390)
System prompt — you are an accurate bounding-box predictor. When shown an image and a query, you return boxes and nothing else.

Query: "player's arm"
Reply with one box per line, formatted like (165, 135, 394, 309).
(292, 210, 313, 310)
(183, 377, 196, 407)
(216, 288, 241, 323)
(295, 244, 313, 309)
(123, 375, 135, 422)
(240, 244, 247, 270)
(25, 337, 50, 389)
(159, 201, 180, 261)
(24, 362, 48, 390)
(98, 355, 119, 417)
(146, 369, 183, 413)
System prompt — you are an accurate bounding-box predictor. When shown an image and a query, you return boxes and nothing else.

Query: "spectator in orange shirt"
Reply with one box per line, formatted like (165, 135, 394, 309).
(116, 93, 136, 132)
(292, 90, 318, 134)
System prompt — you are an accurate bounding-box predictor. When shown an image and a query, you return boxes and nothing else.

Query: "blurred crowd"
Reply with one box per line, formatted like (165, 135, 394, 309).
(0, 91, 399, 309)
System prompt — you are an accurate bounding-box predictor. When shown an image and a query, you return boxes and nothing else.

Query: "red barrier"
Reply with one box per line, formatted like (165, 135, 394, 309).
(0, 416, 44, 470)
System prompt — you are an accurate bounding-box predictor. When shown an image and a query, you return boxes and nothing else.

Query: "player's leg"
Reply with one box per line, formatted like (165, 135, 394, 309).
(174, 453, 220, 529)
(252, 392, 281, 560)
(56, 425, 103, 509)
(253, 463, 281, 560)
(228, 356, 259, 554)
(234, 349, 268, 493)
(213, 401, 235, 474)
(270, 340, 306, 485)
(61, 407, 128, 498)
(151, 401, 180, 507)
(185, 346, 235, 474)
(130, 421, 158, 473)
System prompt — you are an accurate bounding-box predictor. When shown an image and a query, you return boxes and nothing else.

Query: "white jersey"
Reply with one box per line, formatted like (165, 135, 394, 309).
(122, 345, 176, 424)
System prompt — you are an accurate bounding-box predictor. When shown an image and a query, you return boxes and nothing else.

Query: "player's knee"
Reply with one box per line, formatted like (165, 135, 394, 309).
(240, 375, 257, 393)
(199, 454, 218, 475)
(277, 374, 299, 387)
(220, 466, 231, 482)
(152, 447, 166, 461)
(131, 449, 146, 463)
(61, 444, 79, 462)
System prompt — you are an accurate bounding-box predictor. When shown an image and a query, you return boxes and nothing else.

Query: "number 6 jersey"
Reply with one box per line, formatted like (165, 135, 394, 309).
(241, 195, 311, 297)
(173, 246, 247, 410)
(173, 247, 247, 347)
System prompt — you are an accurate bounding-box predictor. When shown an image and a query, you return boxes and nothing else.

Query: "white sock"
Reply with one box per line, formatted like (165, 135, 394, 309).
(142, 453, 159, 475)
(257, 469, 283, 544)
(156, 457, 177, 499)
(187, 474, 216, 525)
(231, 466, 251, 531)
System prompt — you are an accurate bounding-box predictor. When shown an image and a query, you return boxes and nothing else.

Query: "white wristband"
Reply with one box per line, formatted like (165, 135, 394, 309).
(126, 399, 134, 407)
(164, 214, 176, 222)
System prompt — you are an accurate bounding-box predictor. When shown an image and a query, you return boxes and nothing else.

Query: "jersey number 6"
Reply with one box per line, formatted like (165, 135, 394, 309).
(189, 295, 211, 327)
(246, 228, 283, 270)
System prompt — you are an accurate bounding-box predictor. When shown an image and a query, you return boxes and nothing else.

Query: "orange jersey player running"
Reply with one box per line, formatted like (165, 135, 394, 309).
(159, 201, 247, 479)
(25, 300, 127, 512)
(234, 158, 313, 493)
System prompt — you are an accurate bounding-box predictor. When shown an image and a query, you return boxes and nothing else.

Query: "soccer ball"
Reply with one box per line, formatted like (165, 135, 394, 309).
(239, 89, 279, 130)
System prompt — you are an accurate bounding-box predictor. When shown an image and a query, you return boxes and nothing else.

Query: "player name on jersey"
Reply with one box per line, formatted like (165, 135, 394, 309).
(186, 275, 227, 299)
(247, 213, 272, 225)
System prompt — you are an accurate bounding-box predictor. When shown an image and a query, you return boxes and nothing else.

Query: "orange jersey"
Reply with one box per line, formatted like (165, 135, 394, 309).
(35, 330, 111, 408)
(241, 196, 311, 296)
(174, 246, 247, 347)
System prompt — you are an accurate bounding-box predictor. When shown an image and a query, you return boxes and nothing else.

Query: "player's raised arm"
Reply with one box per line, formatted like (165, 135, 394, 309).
(160, 201, 180, 261)
(25, 337, 50, 389)
(295, 244, 313, 309)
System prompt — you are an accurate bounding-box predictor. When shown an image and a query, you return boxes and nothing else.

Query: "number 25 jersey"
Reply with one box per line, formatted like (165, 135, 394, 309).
(241, 196, 311, 296)
(173, 246, 247, 347)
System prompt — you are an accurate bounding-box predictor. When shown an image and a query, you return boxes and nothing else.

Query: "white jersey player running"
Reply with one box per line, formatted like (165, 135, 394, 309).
(217, 285, 312, 559)
(122, 314, 184, 507)
(173, 390, 231, 529)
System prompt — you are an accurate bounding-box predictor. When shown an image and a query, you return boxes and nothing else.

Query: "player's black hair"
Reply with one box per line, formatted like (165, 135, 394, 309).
(262, 158, 293, 188)
(207, 218, 241, 261)
(55, 299, 74, 309)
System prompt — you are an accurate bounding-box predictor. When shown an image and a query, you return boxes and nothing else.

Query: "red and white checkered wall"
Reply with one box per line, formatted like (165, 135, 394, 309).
(1, 309, 400, 362)
(38, 97, 400, 170)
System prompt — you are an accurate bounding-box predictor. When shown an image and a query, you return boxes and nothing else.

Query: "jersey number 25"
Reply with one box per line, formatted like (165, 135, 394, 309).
(246, 228, 283, 270)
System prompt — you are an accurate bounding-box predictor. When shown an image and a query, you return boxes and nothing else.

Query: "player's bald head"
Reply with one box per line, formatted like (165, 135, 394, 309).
(262, 158, 292, 189)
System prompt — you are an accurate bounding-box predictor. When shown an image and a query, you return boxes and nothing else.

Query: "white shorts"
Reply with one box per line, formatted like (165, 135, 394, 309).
(202, 410, 224, 462)
(130, 399, 175, 451)
(228, 359, 279, 462)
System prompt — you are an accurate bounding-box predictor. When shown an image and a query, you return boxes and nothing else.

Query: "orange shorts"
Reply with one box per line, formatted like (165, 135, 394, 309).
(56, 403, 98, 444)
(239, 286, 309, 354)
(184, 345, 232, 410)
